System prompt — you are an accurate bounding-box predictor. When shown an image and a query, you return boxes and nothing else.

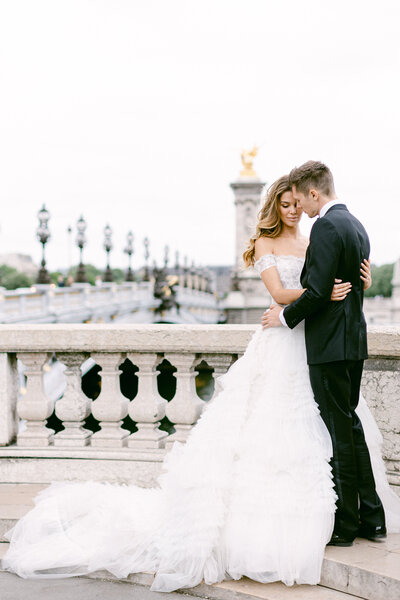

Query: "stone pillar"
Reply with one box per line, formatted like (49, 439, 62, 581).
(0, 353, 18, 446)
(17, 352, 54, 447)
(54, 353, 92, 447)
(127, 353, 168, 449)
(231, 177, 265, 272)
(224, 174, 271, 324)
(362, 358, 400, 493)
(165, 353, 204, 448)
(91, 353, 129, 447)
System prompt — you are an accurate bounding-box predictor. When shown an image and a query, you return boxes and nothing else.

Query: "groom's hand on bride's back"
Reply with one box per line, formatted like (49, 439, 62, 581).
(329, 258, 371, 301)
(360, 258, 372, 290)
(330, 279, 352, 301)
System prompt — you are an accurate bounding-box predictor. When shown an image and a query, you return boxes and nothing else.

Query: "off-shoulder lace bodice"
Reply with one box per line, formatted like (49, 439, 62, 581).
(254, 253, 304, 290)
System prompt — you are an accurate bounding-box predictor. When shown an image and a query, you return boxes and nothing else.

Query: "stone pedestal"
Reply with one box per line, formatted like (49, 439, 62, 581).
(127, 353, 168, 449)
(54, 353, 92, 447)
(224, 175, 271, 324)
(16, 353, 54, 447)
(90, 353, 129, 447)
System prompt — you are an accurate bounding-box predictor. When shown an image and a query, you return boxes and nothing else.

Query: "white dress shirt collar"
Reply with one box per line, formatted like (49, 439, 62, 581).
(319, 199, 341, 218)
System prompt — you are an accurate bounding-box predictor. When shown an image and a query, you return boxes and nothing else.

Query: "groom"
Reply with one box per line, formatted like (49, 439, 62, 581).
(262, 161, 386, 547)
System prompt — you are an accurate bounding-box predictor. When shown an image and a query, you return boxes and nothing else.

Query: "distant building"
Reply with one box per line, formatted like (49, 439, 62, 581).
(0, 253, 38, 277)
(207, 265, 231, 298)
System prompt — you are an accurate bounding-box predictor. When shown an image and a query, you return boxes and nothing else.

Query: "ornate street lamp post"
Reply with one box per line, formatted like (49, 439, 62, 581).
(75, 215, 88, 283)
(67, 225, 72, 272)
(143, 237, 150, 281)
(163, 244, 169, 271)
(205, 268, 213, 293)
(198, 266, 205, 292)
(124, 231, 134, 282)
(190, 260, 197, 290)
(174, 250, 181, 284)
(36, 204, 51, 284)
(183, 255, 189, 288)
(102, 224, 114, 282)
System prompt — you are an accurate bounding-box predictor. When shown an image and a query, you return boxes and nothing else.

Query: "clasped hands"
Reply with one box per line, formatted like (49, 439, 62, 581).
(261, 305, 283, 329)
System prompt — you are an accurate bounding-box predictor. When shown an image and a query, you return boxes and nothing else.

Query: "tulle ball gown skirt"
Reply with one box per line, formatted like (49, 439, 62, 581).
(3, 323, 337, 592)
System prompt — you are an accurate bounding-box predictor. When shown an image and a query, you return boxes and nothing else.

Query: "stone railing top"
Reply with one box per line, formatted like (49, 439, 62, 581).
(0, 323, 256, 353)
(0, 324, 399, 357)
(365, 326, 400, 358)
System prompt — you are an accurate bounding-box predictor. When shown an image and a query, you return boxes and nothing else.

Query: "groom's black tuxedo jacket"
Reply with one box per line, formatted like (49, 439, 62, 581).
(283, 204, 369, 365)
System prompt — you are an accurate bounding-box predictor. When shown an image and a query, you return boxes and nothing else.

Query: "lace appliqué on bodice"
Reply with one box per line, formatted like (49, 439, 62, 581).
(254, 254, 304, 290)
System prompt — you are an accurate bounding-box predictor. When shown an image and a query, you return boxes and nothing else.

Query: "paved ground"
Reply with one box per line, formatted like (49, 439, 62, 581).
(0, 571, 190, 600)
(1, 485, 400, 600)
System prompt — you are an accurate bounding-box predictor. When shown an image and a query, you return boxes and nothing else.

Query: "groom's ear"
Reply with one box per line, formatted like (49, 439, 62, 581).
(309, 188, 319, 201)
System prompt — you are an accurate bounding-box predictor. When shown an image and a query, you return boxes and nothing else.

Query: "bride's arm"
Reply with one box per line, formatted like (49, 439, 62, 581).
(254, 238, 305, 304)
(260, 268, 305, 304)
(260, 270, 352, 305)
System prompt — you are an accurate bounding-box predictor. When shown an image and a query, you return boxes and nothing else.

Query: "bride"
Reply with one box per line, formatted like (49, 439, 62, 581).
(3, 176, 400, 593)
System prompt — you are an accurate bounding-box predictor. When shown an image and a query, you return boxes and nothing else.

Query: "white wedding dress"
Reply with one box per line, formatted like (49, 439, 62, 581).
(3, 254, 400, 592)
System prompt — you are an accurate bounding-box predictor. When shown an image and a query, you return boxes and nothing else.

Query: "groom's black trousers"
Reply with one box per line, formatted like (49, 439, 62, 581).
(309, 359, 385, 539)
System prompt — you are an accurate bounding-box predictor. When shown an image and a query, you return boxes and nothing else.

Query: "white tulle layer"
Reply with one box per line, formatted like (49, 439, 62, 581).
(3, 324, 400, 592)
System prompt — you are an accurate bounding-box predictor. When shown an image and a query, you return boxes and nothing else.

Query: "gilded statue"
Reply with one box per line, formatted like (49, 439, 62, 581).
(240, 145, 258, 177)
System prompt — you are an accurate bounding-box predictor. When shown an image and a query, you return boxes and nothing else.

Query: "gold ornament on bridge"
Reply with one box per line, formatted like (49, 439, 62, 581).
(240, 145, 258, 177)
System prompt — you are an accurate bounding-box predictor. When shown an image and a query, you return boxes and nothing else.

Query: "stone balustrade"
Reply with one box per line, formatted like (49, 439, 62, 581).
(0, 282, 220, 324)
(0, 324, 399, 492)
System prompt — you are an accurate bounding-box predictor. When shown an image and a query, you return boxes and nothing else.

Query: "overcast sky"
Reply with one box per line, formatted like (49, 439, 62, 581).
(0, 0, 399, 272)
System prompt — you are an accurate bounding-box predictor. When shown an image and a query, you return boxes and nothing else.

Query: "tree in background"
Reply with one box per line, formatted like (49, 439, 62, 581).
(0, 263, 136, 290)
(0, 265, 34, 290)
(365, 263, 394, 298)
(111, 268, 125, 284)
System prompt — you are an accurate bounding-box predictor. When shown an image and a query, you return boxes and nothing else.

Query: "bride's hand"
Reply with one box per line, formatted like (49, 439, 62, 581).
(360, 258, 372, 290)
(331, 279, 352, 301)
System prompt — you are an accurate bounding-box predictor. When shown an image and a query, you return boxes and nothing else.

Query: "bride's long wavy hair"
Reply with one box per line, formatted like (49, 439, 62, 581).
(243, 175, 292, 267)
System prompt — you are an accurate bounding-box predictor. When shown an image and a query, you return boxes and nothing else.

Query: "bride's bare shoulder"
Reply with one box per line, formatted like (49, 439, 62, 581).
(254, 236, 274, 261)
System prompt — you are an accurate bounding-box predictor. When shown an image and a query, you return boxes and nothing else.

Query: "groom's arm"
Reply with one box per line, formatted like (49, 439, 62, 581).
(283, 219, 342, 329)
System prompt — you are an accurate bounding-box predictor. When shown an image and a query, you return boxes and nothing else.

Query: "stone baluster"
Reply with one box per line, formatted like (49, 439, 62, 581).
(90, 353, 129, 447)
(127, 353, 168, 449)
(165, 353, 204, 448)
(17, 352, 54, 446)
(54, 352, 92, 447)
(201, 353, 236, 400)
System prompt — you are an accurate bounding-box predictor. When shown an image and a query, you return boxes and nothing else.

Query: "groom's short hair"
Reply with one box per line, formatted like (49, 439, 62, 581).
(289, 161, 335, 196)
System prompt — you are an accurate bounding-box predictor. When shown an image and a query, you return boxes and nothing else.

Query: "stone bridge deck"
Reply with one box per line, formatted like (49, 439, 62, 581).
(0, 483, 400, 600)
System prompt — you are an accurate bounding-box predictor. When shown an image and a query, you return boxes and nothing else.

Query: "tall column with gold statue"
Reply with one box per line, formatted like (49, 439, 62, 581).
(224, 147, 272, 324)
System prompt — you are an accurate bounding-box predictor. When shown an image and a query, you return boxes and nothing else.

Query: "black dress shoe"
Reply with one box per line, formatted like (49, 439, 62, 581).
(327, 533, 354, 547)
(357, 525, 387, 542)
